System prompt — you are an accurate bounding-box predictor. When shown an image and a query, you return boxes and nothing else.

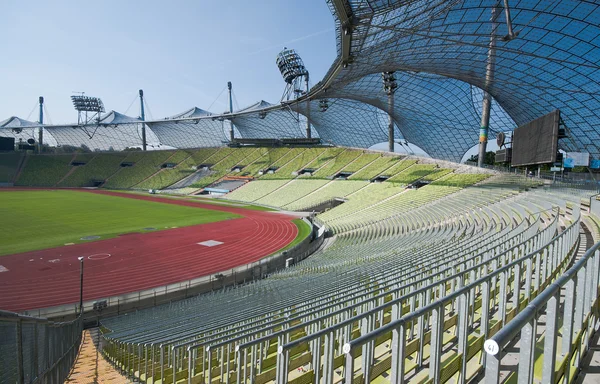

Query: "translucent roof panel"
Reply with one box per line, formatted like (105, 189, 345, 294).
(322, 72, 515, 161)
(293, 98, 397, 148)
(0, 116, 58, 147)
(45, 123, 148, 151)
(232, 102, 308, 139)
(147, 119, 228, 148)
(324, 0, 600, 160)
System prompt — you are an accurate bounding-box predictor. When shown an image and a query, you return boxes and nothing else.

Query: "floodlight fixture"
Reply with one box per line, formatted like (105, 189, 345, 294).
(319, 99, 329, 112)
(71, 94, 105, 125)
(277, 47, 310, 101)
(71, 95, 105, 113)
(382, 72, 398, 95)
(258, 111, 267, 119)
(276, 48, 308, 84)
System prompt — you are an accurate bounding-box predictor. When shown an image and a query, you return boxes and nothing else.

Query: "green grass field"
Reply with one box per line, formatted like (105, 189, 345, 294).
(279, 219, 313, 251)
(0, 190, 240, 256)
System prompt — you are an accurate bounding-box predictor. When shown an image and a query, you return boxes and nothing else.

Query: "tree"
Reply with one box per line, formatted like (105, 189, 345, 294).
(467, 151, 496, 166)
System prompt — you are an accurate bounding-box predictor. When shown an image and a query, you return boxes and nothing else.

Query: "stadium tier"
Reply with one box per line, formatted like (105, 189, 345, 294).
(16, 154, 75, 187)
(97, 173, 599, 384)
(0, 152, 23, 183)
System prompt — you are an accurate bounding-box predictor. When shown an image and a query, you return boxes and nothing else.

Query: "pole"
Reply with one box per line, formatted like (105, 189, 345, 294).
(78, 257, 84, 316)
(38, 97, 44, 153)
(228, 82, 235, 142)
(382, 72, 397, 153)
(305, 76, 311, 139)
(478, 5, 500, 167)
(388, 93, 395, 153)
(139, 90, 147, 151)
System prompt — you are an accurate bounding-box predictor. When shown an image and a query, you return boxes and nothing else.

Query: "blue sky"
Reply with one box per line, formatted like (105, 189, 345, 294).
(0, 0, 336, 123)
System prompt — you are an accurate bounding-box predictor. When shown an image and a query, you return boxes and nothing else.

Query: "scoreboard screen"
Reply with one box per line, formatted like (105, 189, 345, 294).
(511, 110, 560, 167)
(0, 137, 15, 151)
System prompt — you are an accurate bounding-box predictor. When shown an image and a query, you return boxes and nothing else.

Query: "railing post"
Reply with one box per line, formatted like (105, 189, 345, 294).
(517, 317, 537, 384)
(343, 344, 355, 384)
(390, 323, 406, 384)
(484, 345, 501, 384)
(542, 291, 560, 384)
(457, 290, 470, 384)
(429, 303, 444, 382)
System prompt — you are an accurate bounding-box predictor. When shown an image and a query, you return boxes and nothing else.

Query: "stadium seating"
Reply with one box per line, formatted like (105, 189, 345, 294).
(0, 152, 23, 183)
(103, 151, 176, 189)
(57, 152, 128, 187)
(338, 152, 382, 174)
(310, 148, 362, 178)
(386, 163, 438, 184)
(283, 180, 369, 211)
(348, 155, 405, 180)
(237, 147, 293, 176)
(222, 179, 292, 202)
(16, 154, 74, 187)
(260, 148, 328, 179)
(98, 172, 595, 384)
(135, 150, 195, 190)
(253, 179, 331, 207)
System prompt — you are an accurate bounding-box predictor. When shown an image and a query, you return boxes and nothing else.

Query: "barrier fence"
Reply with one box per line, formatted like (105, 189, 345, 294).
(0, 310, 82, 384)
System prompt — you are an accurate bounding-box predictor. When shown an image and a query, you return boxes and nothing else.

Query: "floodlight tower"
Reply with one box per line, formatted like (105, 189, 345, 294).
(71, 94, 105, 125)
(276, 47, 311, 138)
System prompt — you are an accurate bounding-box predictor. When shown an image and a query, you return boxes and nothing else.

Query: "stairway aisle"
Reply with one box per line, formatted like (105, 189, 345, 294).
(65, 328, 133, 384)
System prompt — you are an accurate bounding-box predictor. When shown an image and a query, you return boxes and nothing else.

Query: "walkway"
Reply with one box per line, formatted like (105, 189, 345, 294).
(65, 328, 132, 384)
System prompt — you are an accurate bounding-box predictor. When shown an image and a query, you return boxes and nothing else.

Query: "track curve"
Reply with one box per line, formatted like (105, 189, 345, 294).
(0, 190, 299, 312)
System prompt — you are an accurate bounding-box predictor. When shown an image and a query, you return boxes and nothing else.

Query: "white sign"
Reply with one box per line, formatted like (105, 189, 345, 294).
(550, 167, 562, 172)
(565, 152, 590, 167)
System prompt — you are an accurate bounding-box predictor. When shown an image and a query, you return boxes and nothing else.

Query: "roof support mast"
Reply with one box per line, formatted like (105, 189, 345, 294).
(478, 5, 500, 167)
(382, 72, 398, 153)
(305, 76, 311, 139)
(139, 89, 147, 151)
(228, 81, 234, 142)
(38, 96, 44, 153)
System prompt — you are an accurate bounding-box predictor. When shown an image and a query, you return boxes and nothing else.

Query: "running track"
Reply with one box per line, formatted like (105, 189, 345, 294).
(0, 190, 298, 312)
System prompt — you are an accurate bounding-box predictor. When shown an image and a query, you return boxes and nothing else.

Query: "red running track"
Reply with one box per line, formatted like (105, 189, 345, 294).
(0, 190, 298, 312)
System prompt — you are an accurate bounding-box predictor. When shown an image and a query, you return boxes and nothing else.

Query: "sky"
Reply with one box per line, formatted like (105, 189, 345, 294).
(0, 0, 336, 124)
(0, 0, 490, 160)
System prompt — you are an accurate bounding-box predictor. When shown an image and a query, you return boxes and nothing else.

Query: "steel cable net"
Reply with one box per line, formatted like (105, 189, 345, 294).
(45, 111, 158, 151)
(292, 97, 391, 147)
(147, 119, 228, 148)
(146, 106, 229, 148)
(318, 72, 514, 160)
(0, 117, 59, 147)
(232, 101, 310, 139)
(324, 0, 600, 160)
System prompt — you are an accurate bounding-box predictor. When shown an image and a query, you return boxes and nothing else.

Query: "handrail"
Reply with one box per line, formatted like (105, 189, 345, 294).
(484, 238, 600, 384)
(336, 208, 580, 384)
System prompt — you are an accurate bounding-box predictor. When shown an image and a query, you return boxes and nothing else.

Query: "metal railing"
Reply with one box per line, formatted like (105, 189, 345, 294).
(0, 310, 82, 384)
(484, 236, 600, 383)
(338, 207, 580, 384)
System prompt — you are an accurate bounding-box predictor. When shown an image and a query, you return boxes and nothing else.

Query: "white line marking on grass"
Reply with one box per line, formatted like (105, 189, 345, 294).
(197, 240, 224, 247)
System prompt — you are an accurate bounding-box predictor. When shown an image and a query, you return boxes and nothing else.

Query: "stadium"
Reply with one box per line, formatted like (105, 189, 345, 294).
(1, 1, 600, 384)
